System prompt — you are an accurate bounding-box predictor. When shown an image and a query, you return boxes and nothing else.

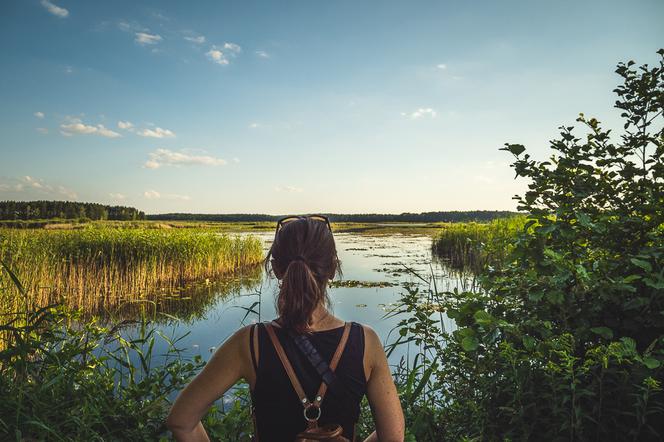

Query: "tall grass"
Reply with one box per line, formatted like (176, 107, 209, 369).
(0, 228, 263, 315)
(431, 216, 528, 272)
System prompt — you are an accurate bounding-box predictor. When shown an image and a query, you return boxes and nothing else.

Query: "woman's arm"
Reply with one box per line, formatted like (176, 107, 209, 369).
(166, 325, 253, 441)
(362, 325, 405, 442)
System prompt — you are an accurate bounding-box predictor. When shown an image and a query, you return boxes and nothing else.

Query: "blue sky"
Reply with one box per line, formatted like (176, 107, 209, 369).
(1, 0, 662, 214)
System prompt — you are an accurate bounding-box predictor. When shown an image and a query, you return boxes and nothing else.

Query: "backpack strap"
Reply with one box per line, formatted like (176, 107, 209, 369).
(264, 321, 351, 417)
(314, 322, 351, 406)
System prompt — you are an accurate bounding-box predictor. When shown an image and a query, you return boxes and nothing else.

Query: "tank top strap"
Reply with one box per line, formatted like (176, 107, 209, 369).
(249, 323, 258, 373)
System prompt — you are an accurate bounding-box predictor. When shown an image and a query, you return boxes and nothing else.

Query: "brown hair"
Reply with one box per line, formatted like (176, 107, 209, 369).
(264, 217, 342, 334)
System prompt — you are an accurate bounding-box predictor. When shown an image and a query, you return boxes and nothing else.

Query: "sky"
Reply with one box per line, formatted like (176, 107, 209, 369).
(1, 0, 662, 214)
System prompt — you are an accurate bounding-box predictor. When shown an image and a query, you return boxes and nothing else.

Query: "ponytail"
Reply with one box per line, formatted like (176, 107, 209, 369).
(277, 259, 324, 334)
(264, 217, 341, 335)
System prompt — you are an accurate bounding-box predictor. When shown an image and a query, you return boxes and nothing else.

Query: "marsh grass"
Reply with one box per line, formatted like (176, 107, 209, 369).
(431, 216, 529, 272)
(0, 227, 263, 315)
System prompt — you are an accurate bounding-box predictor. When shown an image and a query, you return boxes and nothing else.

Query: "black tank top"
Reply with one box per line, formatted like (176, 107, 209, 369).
(249, 321, 367, 441)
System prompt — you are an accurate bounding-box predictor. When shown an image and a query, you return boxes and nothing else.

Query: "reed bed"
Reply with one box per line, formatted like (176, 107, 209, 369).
(0, 227, 263, 314)
(431, 216, 528, 272)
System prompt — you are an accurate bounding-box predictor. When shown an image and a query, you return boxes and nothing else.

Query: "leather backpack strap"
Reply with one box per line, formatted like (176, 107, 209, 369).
(264, 322, 309, 405)
(264, 321, 352, 411)
(313, 322, 351, 408)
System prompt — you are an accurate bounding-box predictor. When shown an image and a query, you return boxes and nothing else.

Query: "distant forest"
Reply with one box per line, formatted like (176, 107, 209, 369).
(147, 211, 519, 223)
(0, 201, 145, 221)
(0, 201, 519, 223)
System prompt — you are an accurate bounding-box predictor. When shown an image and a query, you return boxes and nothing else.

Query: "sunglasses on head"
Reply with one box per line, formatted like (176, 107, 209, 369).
(275, 214, 332, 234)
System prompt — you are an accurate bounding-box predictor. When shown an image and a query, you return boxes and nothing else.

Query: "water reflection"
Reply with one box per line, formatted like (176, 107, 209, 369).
(122, 231, 474, 368)
(103, 266, 263, 324)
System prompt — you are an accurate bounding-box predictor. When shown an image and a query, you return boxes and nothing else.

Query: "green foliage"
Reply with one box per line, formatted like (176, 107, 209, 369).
(390, 49, 664, 441)
(0, 262, 258, 441)
(432, 216, 529, 273)
(0, 303, 199, 440)
(0, 200, 145, 221)
(0, 227, 263, 317)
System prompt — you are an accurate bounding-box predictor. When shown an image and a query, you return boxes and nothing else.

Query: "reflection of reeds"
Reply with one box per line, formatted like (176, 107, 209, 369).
(431, 216, 528, 272)
(0, 228, 264, 314)
(105, 266, 263, 324)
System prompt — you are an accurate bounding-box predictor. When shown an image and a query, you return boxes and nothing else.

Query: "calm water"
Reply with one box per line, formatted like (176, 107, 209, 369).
(126, 231, 468, 368)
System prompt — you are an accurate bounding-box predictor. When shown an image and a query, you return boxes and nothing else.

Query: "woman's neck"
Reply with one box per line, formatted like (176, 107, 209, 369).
(275, 305, 343, 331)
(308, 305, 343, 331)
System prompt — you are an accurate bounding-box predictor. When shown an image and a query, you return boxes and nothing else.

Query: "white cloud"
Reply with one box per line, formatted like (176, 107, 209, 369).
(0, 176, 77, 199)
(118, 120, 134, 130)
(223, 42, 241, 53)
(109, 192, 127, 201)
(34, 111, 45, 119)
(135, 32, 162, 45)
(60, 119, 121, 138)
(143, 190, 160, 199)
(248, 122, 260, 129)
(184, 35, 206, 44)
(137, 127, 175, 138)
(274, 185, 303, 193)
(143, 190, 190, 200)
(255, 50, 270, 59)
(118, 21, 132, 32)
(144, 148, 227, 169)
(206, 43, 241, 65)
(232, 157, 240, 163)
(401, 108, 437, 119)
(436, 63, 447, 70)
(206, 48, 229, 65)
(41, 0, 69, 18)
(36, 127, 49, 134)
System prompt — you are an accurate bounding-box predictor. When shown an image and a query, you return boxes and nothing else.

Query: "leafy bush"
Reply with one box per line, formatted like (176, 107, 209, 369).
(0, 261, 256, 441)
(432, 216, 529, 273)
(390, 49, 664, 441)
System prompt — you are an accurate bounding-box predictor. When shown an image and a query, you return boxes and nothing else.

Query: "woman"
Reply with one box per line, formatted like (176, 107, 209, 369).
(166, 215, 405, 441)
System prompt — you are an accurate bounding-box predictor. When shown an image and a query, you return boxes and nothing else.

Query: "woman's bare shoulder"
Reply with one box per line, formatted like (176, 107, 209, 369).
(357, 322, 381, 345)
(356, 323, 385, 379)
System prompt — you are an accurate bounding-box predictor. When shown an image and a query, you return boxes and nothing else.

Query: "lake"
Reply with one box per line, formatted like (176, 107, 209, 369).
(120, 229, 468, 369)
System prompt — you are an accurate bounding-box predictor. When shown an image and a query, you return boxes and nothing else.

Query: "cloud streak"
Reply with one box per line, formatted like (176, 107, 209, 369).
(135, 32, 162, 45)
(0, 176, 77, 199)
(60, 119, 121, 138)
(41, 0, 69, 18)
(401, 108, 437, 119)
(184, 35, 206, 44)
(138, 127, 175, 138)
(144, 149, 227, 169)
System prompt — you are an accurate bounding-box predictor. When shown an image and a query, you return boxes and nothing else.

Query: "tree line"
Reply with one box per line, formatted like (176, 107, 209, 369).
(0, 201, 145, 221)
(147, 210, 519, 223)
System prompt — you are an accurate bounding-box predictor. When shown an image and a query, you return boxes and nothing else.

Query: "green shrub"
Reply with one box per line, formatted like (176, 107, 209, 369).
(432, 216, 529, 273)
(391, 49, 664, 441)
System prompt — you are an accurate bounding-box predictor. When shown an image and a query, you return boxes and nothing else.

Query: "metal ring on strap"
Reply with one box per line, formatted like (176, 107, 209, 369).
(303, 404, 322, 422)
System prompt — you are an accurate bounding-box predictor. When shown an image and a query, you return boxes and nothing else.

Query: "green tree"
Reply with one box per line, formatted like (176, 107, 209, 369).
(395, 49, 664, 441)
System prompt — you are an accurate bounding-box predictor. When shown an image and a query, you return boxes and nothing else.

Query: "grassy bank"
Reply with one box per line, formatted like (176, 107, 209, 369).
(0, 227, 263, 314)
(0, 218, 450, 235)
(431, 215, 528, 272)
